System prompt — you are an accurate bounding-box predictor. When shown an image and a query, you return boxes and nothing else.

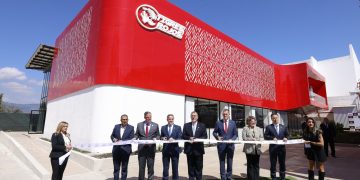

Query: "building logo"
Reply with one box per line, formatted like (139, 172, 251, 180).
(135, 4, 186, 39)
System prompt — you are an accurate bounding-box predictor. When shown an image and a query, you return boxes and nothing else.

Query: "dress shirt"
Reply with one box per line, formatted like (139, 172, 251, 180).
(120, 125, 126, 139)
(144, 121, 151, 131)
(224, 119, 229, 132)
(275, 124, 279, 135)
(192, 122, 197, 136)
(62, 133, 71, 146)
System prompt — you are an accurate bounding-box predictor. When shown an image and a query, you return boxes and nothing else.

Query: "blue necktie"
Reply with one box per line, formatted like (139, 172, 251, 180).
(168, 125, 172, 136)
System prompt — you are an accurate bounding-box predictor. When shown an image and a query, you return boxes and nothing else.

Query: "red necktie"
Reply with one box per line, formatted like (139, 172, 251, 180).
(224, 120, 228, 133)
(145, 124, 149, 137)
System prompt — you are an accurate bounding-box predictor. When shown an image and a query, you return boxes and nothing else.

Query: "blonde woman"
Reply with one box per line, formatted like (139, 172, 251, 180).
(49, 121, 72, 180)
(242, 116, 263, 180)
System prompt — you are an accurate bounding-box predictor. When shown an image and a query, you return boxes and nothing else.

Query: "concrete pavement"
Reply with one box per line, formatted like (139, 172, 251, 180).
(1, 131, 359, 179)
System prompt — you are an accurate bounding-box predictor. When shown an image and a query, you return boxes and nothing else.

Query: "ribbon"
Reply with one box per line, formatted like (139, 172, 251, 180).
(73, 139, 304, 149)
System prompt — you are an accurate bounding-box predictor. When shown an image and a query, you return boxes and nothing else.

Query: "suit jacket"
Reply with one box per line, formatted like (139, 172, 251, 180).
(242, 126, 263, 155)
(160, 124, 182, 155)
(212, 119, 238, 152)
(134, 121, 160, 153)
(49, 133, 68, 158)
(110, 124, 134, 155)
(182, 122, 207, 156)
(264, 124, 289, 152)
(320, 122, 336, 139)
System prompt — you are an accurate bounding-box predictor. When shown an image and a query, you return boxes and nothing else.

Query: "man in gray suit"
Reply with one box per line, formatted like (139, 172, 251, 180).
(134, 111, 160, 180)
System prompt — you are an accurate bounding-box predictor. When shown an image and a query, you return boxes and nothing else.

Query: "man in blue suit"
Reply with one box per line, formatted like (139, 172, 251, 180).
(213, 109, 238, 180)
(183, 111, 208, 180)
(160, 114, 182, 180)
(264, 113, 289, 180)
(110, 114, 135, 180)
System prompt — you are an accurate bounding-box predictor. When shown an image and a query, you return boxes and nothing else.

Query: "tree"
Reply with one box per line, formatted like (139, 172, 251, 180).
(0, 93, 23, 113)
(0, 93, 3, 112)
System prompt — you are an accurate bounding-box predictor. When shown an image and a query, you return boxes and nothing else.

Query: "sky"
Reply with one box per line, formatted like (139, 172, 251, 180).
(0, 0, 359, 104)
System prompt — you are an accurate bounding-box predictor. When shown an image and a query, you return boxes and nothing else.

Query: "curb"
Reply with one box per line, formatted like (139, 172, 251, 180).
(0, 131, 50, 180)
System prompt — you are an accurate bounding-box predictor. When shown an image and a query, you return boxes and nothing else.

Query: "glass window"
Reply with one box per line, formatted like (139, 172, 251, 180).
(195, 99, 219, 128)
(263, 108, 270, 127)
(231, 105, 245, 128)
(255, 108, 264, 128)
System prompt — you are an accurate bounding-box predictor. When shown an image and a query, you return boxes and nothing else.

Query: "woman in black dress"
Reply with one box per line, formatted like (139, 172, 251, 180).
(303, 117, 326, 180)
(49, 121, 72, 180)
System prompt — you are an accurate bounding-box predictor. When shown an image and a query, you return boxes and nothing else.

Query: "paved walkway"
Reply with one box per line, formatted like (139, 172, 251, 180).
(1, 131, 360, 179)
(0, 142, 40, 180)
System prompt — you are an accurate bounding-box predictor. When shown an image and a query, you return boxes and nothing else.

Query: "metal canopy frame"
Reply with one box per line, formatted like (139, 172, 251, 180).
(25, 44, 56, 72)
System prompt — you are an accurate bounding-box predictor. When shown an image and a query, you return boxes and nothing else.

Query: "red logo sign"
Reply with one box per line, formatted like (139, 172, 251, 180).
(135, 4, 185, 39)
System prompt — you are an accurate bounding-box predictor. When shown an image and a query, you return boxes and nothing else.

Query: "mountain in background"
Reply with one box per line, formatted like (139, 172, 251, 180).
(3, 102, 39, 113)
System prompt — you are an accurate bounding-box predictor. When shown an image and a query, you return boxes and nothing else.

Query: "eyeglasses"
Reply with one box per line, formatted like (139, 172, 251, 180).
(121, 119, 128, 120)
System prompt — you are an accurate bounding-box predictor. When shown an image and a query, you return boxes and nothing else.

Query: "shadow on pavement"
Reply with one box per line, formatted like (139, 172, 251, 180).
(260, 143, 360, 180)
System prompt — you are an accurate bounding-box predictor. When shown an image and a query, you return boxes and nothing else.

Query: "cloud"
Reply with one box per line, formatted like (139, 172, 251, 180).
(0, 67, 27, 80)
(0, 81, 41, 104)
(1, 82, 32, 94)
(28, 79, 43, 86)
(0, 67, 43, 104)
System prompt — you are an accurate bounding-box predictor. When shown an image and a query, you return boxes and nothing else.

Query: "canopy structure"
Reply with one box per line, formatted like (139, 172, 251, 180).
(25, 44, 56, 72)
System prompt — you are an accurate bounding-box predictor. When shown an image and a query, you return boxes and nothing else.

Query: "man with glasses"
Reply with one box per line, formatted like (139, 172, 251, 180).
(183, 111, 208, 180)
(110, 114, 134, 180)
(160, 114, 182, 180)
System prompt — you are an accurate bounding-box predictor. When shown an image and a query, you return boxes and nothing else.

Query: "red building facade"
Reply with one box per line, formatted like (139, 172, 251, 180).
(40, 0, 327, 151)
(49, 0, 327, 111)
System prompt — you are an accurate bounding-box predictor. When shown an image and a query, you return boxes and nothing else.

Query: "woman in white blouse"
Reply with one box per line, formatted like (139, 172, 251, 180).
(49, 121, 72, 180)
(242, 116, 264, 180)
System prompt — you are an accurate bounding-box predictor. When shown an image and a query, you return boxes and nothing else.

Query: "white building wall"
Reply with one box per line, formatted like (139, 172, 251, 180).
(317, 55, 358, 97)
(290, 44, 360, 98)
(289, 44, 360, 126)
(44, 87, 97, 148)
(44, 85, 186, 153)
(350, 44, 360, 81)
(333, 106, 356, 128)
(185, 97, 195, 123)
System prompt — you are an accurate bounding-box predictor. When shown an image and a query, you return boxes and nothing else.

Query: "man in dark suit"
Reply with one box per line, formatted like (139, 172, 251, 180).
(301, 115, 308, 133)
(264, 113, 289, 180)
(111, 114, 135, 180)
(213, 109, 238, 180)
(182, 111, 208, 180)
(134, 111, 160, 180)
(320, 118, 336, 157)
(160, 114, 182, 180)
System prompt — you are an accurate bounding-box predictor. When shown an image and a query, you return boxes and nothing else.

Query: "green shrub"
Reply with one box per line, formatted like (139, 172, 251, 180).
(335, 123, 344, 134)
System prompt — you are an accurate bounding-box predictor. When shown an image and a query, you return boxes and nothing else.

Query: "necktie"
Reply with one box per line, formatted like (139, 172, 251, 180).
(276, 125, 279, 135)
(192, 124, 196, 136)
(146, 123, 149, 137)
(168, 125, 172, 136)
(224, 120, 228, 133)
